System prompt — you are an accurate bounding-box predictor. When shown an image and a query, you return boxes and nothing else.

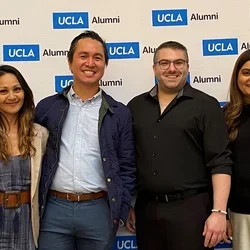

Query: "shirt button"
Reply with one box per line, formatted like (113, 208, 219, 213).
(113, 219, 118, 224)
(158, 119, 161, 122)
(153, 136, 157, 139)
(112, 197, 116, 202)
(152, 153, 156, 157)
(107, 178, 111, 183)
(153, 172, 156, 175)
(103, 157, 107, 161)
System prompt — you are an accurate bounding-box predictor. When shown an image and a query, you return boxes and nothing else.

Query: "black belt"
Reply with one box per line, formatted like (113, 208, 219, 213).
(142, 187, 208, 203)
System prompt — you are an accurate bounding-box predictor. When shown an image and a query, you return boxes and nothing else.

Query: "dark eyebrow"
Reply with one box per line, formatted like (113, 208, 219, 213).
(78, 52, 104, 58)
(94, 53, 104, 58)
(159, 58, 185, 61)
(0, 83, 21, 89)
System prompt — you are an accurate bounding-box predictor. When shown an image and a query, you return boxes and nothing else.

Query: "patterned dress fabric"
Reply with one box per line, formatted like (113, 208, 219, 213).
(0, 155, 34, 250)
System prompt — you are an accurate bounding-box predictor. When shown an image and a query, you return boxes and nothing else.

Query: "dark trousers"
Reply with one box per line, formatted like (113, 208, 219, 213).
(135, 191, 213, 250)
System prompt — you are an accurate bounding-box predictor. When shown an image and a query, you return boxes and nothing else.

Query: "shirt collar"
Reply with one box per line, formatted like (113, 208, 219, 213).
(67, 85, 102, 104)
(148, 82, 194, 100)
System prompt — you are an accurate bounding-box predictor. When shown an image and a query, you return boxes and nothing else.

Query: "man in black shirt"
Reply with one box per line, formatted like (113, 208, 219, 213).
(126, 41, 232, 250)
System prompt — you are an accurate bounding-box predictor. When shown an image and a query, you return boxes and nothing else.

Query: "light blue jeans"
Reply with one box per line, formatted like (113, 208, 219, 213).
(38, 195, 116, 250)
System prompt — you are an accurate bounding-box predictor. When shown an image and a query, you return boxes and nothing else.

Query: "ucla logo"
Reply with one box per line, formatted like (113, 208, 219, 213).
(113, 236, 137, 250)
(55, 75, 73, 93)
(107, 42, 140, 59)
(219, 101, 227, 108)
(152, 9, 188, 26)
(53, 12, 89, 29)
(3, 44, 40, 61)
(203, 38, 238, 56)
(215, 241, 232, 248)
(187, 72, 191, 84)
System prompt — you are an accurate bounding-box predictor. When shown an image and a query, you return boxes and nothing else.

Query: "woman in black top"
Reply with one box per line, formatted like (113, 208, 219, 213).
(224, 49, 250, 250)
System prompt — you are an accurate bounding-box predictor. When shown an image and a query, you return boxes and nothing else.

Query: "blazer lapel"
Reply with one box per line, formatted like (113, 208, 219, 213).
(30, 134, 42, 201)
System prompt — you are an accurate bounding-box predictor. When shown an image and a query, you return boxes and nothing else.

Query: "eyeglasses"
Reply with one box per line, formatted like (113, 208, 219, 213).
(155, 59, 187, 70)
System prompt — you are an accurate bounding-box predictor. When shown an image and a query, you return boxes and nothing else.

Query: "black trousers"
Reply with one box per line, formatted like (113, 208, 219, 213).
(135, 191, 213, 250)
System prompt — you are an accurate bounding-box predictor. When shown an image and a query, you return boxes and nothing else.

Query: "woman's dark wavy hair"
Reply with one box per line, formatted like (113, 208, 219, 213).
(0, 65, 35, 160)
(224, 49, 250, 141)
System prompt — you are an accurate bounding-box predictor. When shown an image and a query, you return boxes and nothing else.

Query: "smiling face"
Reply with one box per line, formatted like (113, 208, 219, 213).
(0, 73, 24, 120)
(237, 60, 250, 104)
(68, 37, 106, 88)
(153, 48, 189, 94)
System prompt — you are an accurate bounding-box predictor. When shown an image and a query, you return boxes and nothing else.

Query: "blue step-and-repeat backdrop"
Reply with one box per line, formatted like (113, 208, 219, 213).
(2, 0, 249, 249)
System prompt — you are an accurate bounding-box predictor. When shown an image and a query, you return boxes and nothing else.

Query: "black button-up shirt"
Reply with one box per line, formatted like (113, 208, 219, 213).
(127, 83, 232, 193)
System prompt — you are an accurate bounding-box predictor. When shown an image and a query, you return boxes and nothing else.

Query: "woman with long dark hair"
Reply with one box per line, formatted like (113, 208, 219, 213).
(224, 49, 250, 250)
(0, 65, 48, 249)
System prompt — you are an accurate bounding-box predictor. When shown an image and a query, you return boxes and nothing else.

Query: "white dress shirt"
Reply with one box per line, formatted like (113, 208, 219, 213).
(51, 86, 107, 193)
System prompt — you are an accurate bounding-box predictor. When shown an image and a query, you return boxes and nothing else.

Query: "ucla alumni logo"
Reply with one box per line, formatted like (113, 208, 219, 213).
(219, 101, 227, 108)
(55, 75, 73, 93)
(203, 38, 238, 56)
(152, 9, 188, 26)
(113, 236, 137, 250)
(55, 75, 123, 92)
(215, 241, 232, 248)
(186, 72, 191, 84)
(3, 44, 40, 61)
(53, 12, 89, 29)
(107, 42, 140, 59)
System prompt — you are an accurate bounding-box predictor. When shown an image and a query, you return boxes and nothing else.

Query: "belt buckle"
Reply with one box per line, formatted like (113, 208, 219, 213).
(77, 194, 80, 202)
(67, 193, 81, 202)
(66, 193, 71, 201)
(3, 191, 21, 209)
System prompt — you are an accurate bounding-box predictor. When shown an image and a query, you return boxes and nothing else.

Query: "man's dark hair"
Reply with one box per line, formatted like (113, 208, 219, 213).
(67, 30, 109, 65)
(153, 41, 189, 64)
